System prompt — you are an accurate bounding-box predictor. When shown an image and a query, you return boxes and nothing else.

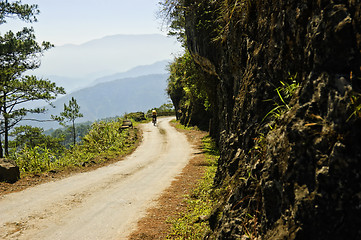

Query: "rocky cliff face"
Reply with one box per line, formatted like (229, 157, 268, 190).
(184, 0, 361, 239)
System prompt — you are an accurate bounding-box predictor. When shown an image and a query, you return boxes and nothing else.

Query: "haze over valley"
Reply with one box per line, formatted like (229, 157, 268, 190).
(32, 34, 181, 93)
(22, 34, 180, 128)
(26, 72, 169, 129)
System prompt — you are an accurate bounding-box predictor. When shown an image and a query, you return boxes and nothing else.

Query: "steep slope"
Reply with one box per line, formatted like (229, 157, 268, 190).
(182, 1, 361, 239)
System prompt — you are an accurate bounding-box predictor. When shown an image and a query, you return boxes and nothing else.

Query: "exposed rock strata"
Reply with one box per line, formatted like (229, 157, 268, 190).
(184, 0, 361, 239)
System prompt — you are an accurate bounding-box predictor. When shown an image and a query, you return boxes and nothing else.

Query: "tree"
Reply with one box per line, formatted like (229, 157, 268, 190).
(50, 123, 91, 148)
(0, 2, 65, 157)
(167, 50, 214, 129)
(158, 0, 186, 43)
(53, 97, 83, 146)
(0, 28, 65, 157)
(9, 125, 64, 154)
(0, 1, 39, 24)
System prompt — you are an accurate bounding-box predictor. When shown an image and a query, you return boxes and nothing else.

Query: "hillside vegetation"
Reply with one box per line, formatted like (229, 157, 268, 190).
(163, 0, 361, 239)
(13, 118, 139, 176)
(9, 104, 174, 177)
(26, 74, 170, 129)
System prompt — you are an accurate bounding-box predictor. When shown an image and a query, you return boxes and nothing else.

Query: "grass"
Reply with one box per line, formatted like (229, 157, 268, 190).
(13, 119, 139, 176)
(171, 119, 200, 131)
(347, 92, 361, 121)
(262, 73, 299, 127)
(166, 135, 219, 239)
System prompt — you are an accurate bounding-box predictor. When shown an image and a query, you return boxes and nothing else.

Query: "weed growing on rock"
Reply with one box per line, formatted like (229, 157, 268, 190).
(262, 73, 300, 127)
(213, 0, 255, 43)
(347, 91, 361, 121)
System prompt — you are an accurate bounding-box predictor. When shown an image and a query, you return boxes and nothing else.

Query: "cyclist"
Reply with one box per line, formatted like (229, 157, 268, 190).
(152, 109, 157, 125)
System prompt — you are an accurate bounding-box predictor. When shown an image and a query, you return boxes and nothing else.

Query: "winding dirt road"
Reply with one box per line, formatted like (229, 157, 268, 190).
(0, 117, 192, 240)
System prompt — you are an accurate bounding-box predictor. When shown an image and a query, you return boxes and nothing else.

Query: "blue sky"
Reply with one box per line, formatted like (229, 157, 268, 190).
(1, 0, 167, 46)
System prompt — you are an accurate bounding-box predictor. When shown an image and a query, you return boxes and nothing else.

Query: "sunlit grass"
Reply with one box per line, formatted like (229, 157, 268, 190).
(14, 120, 139, 176)
(171, 119, 200, 131)
(167, 135, 219, 239)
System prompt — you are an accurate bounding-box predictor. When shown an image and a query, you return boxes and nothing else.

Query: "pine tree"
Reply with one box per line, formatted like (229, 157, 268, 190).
(52, 97, 84, 146)
(0, 2, 65, 157)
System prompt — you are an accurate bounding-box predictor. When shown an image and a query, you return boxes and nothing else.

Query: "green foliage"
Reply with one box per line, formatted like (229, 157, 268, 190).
(52, 97, 83, 146)
(0, 74, 64, 125)
(158, 102, 175, 112)
(158, 0, 253, 44)
(167, 50, 212, 128)
(49, 123, 91, 148)
(347, 92, 361, 121)
(124, 112, 146, 122)
(0, 27, 65, 157)
(202, 135, 220, 157)
(212, 0, 254, 43)
(0, 3, 64, 158)
(168, 51, 209, 106)
(0, 28, 53, 70)
(167, 135, 219, 239)
(146, 103, 175, 118)
(15, 145, 58, 173)
(262, 73, 300, 125)
(172, 119, 199, 131)
(159, 1, 218, 130)
(9, 125, 64, 153)
(56, 97, 84, 125)
(158, 0, 222, 45)
(158, 0, 186, 44)
(13, 119, 139, 175)
(0, 1, 39, 24)
(82, 120, 131, 155)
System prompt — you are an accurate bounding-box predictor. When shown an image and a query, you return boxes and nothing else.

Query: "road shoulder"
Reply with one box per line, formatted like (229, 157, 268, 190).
(128, 122, 208, 239)
(0, 128, 142, 197)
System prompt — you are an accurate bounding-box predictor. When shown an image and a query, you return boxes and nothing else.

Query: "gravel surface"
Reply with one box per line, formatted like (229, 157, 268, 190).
(0, 117, 194, 240)
(128, 124, 208, 239)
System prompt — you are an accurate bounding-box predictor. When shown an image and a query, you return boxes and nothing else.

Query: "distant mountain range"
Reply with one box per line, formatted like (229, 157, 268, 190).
(32, 34, 181, 92)
(91, 60, 170, 86)
(21, 34, 179, 129)
(46, 60, 170, 93)
(25, 73, 170, 129)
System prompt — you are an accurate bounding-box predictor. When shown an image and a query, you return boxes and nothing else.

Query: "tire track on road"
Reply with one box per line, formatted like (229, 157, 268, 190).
(0, 117, 192, 240)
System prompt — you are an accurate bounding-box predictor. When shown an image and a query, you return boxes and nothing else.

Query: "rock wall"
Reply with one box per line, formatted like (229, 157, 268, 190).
(184, 0, 361, 239)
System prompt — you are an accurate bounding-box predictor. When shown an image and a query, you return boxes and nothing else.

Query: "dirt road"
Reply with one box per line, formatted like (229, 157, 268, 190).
(0, 117, 192, 240)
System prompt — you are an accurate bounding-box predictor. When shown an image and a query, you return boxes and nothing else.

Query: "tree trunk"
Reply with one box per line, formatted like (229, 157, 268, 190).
(3, 95, 8, 157)
(4, 115, 9, 157)
(72, 120, 76, 146)
(0, 104, 3, 158)
(0, 134, 3, 158)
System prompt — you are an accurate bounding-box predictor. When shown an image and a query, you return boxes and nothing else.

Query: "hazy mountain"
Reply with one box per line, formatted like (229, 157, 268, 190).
(43, 75, 89, 93)
(32, 34, 181, 92)
(45, 60, 171, 93)
(25, 74, 170, 129)
(92, 60, 170, 86)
